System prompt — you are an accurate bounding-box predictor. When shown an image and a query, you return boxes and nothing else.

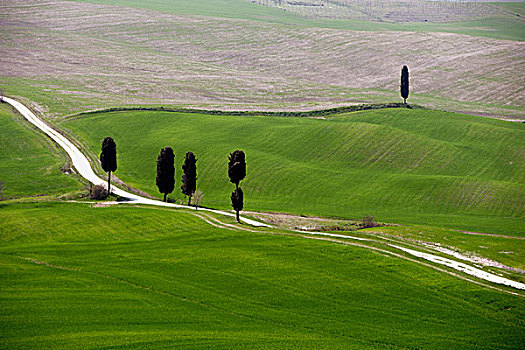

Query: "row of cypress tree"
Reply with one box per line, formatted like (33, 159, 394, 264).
(156, 148, 247, 222)
(156, 148, 198, 205)
(99, 66, 407, 219)
(99, 138, 247, 223)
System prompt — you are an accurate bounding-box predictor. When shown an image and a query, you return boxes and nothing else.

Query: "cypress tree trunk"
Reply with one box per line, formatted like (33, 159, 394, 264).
(107, 171, 111, 194)
(163, 193, 167, 202)
(404, 97, 406, 105)
(188, 195, 192, 206)
(236, 210, 240, 223)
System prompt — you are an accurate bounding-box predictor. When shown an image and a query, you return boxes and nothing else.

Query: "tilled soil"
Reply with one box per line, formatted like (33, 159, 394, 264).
(1, 0, 524, 118)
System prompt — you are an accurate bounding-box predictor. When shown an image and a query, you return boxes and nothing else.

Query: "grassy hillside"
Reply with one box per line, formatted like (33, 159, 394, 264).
(0, 103, 82, 199)
(1, 202, 523, 349)
(493, 2, 525, 17)
(61, 108, 525, 235)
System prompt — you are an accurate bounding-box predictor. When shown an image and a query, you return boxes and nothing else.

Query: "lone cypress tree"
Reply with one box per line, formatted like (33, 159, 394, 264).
(228, 150, 246, 189)
(100, 137, 117, 194)
(181, 151, 197, 206)
(156, 147, 175, 202)
(400, 65, 409, 105)
(228, 150, 246, 223)
(231, 187, 243, 223)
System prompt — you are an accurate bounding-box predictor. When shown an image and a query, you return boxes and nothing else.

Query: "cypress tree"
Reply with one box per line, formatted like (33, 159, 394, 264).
(400, 65, 409, 105)
(231, 187, 243, 223)
(228, 150, 246, 223)
(156, 147, 175, 202)
(181, 151, 197, 206)
(100, 137, 117, 195)
(228, 150, 246, 189)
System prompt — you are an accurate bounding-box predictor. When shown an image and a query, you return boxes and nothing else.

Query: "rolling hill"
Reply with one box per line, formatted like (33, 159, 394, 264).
(1, 202, 524, 349)
(60, 107, 525, 234)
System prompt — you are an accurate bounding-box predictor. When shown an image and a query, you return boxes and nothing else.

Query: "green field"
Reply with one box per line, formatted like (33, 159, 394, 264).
(60, 108, 525, 235)
(493, 2, 525, 17)
(0, 103, 82, 200)
(1, 91, 524, 349)
(1, 1, 524, 346)
(1, 202, 524, 349)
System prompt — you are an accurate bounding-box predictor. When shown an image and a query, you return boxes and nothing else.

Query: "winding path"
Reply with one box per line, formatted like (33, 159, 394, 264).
(4, 96, 525, 292)
(3, 96, 268, 227)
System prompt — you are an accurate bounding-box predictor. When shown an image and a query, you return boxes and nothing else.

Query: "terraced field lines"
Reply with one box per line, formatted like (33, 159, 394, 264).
(61, 108, 525, 235)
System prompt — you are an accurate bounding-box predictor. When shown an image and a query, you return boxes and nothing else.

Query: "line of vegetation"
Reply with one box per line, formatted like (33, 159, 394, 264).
(70, 102, 422, 119)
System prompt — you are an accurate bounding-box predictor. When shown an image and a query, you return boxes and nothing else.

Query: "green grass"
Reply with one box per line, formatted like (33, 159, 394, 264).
(72, 0, 525, 40)
(1, 202, 524, 349)
(60, 108, 525, 235)
(492, 2, 525, 17)
(0, 103, 82, 199)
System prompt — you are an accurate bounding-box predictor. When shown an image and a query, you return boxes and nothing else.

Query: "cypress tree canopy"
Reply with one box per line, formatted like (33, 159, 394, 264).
(156, 147, 175, 199)
(401, 65, 409, 103)
(181, 151, 197, 198)
(231, 187, 244, 212)
(228, 150, 246, 187)
(100, 137, 117, 173)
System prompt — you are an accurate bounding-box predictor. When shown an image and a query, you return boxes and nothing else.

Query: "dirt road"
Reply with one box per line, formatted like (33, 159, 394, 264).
(3, 96, 268, 227)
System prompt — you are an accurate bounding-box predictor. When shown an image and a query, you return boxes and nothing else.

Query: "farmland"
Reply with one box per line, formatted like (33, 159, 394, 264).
(0, 103, 82, 200)
(60, 107, 525, 235)
(1, 0, 525, 348)
(1, 202, 524, 349)
(250, 0, 503, 22)
(1, 0, 524, 119)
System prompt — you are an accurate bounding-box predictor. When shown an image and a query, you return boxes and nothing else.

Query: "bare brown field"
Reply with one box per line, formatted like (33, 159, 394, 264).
(1, 0, 524, 119)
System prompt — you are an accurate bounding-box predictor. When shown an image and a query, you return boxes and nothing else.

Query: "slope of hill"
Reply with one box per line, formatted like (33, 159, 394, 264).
(70, 0, 525, 40)
(1, 0, 523, 119)
(0, 103, 82, 199)
(60, 108, 525, 235)
(1, 202, 523, 349)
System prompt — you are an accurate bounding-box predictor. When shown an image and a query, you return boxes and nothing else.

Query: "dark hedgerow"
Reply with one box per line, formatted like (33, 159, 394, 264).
(74, 102, 418, 120)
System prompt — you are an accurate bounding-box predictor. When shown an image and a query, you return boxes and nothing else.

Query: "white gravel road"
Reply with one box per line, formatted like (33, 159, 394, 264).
(3, 96, 268, 227)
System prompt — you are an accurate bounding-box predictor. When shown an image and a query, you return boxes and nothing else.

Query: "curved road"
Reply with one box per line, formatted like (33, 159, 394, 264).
(3, 96, 268, 227)
(4, 96, 525, 292)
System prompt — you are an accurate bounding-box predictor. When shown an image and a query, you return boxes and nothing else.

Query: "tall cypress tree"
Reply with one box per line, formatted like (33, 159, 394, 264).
(231, 187, 243, 223)
(100, 137, 117, 195)
(228, 150, 246, 222)
(400, 65, 409, 105)
(156, 147, 175, 202)
(181, 151, 197, 206)
(228, 150, 246, 189)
